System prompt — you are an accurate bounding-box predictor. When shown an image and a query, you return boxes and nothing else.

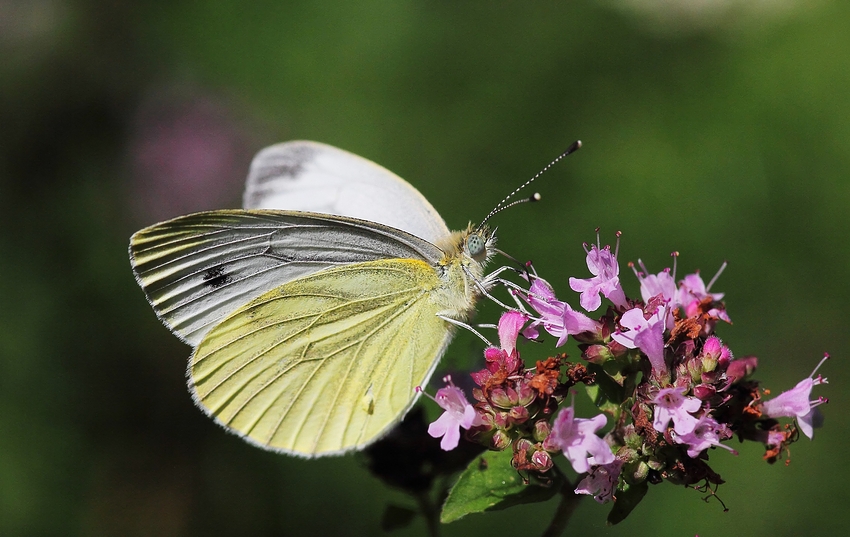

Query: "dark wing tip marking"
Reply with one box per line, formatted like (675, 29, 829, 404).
(251, 143, 318, 184)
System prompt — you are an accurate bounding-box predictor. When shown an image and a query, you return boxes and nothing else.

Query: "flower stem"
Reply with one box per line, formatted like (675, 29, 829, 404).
(415, 491, 441, 537)
(541, 478, 582, 537)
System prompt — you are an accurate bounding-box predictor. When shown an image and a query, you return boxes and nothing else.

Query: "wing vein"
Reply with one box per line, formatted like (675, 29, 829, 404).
(306, 291, 426, 451)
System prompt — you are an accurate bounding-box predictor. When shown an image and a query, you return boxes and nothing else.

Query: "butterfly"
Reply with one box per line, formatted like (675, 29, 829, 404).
(129, 141, 498, 457)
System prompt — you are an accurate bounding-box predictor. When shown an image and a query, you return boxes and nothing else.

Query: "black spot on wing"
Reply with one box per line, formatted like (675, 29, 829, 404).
(203, 266, 233, 288)
(253, 144, 317, 183)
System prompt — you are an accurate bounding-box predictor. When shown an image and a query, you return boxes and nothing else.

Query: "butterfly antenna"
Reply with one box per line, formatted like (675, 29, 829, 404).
(476, 140, 581, 231)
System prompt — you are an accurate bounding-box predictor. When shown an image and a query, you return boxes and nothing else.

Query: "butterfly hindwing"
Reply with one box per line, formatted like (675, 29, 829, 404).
(190, 258, 454, 457)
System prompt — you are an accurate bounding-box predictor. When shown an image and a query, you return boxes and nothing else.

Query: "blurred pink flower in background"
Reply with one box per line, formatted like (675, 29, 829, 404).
(126, 88, 259, 222)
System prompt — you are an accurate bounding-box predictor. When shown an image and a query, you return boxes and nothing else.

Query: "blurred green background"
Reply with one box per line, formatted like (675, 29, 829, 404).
(1, 1, 846, 535)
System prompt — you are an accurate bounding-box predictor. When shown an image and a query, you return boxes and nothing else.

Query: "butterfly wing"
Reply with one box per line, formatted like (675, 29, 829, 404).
(191, 258, 454, 457)
(243, 141, 451, 244)
(129, 210, 444, 346)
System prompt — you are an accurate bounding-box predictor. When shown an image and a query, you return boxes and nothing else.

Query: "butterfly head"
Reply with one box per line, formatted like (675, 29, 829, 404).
(464, 226, 496, 264)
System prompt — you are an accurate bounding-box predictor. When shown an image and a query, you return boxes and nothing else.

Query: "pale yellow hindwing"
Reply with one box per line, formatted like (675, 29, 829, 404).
(190, 258, 453, 457)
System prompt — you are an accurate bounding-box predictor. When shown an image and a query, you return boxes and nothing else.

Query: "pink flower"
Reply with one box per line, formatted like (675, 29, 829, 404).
(651, 387, 702, 435)
(636, 264, 677, 304)
(569, 243, 627, 312)
(677, 272, 722, 307)
(496, 310, 527, 356)
(546, 403, 614, 474)
(424, 376, 484, 450)
(575, 459, 623, 503)
(472, 311, 527, 386)
(726, 356, 758, 384)
(672, 414, 737, 458)
(611, 303, 668, 376)
(634, 259, 730, 324)
(761, 354, 830, 439)
(523, 278, 599, 346)
(677, 271, 731, 323)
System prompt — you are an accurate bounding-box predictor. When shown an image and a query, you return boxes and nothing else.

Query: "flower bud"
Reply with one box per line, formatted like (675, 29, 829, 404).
(702, 336, 722, 360)
(628, 460, 650, 483)
(490, 387, 511, 408)
(509, 405, 529, 424)
(493, 410, 510, 429)
(531, 449, 554, 472)
(693, 383, 716, 400)
(646, 457, 665, 471)
(686, 357, 702, 382)
(718, 345, 732, 367)
(616, 445, 639, 462)
(727, 355, 757, 383)
(515, 438, 535, 454)
(701, 352, 719, 374)
(622, 425, 641, 449)
(484, 347, 504, 362)
(607, 340, 629, 357)
(533, 419, 551, 442)
(703, 369, 722, 384)
(516, 382, 535, 406)
(491, 430, 511, 450)
(583, 344, 613, 364)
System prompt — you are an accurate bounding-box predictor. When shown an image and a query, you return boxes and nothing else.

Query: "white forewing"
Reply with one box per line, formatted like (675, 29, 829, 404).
(243, 141, 451, 244)
(129, 210, 444, 346)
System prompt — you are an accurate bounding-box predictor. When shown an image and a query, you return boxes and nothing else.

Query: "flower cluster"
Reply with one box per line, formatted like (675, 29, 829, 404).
(424, 232, 830, 512)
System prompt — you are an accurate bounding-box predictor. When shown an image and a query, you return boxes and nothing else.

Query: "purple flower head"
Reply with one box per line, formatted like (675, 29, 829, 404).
(612, 303, 668, 376)
(677, 266, 731, 324)
(546, 402, 614, 474)
(472, 312, 527, 386)
(651, 387, 702, 435)
(569, 240, 627, 312)
(761, 354, 830, 439)
(423, 376, 484, 451)
(634, 260, 677, 305)
(677, 272, 721, 309)
(631, 260, 677, 328)
(575, 459, 623, 504)
(673, 414, 737, 458)
(523, 277, 599, 347)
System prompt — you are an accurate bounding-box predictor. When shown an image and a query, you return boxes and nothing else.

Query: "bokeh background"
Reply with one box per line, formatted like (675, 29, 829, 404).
(1, 1, 847, 536)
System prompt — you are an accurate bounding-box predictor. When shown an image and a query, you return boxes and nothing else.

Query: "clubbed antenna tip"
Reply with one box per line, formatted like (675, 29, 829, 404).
(477, 140, 582, 230)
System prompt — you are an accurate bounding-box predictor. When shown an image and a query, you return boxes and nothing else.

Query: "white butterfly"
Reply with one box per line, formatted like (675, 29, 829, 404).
(130, 141, 495, 457)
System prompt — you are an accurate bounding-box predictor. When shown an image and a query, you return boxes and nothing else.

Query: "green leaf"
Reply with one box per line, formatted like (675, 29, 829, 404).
(440, 449, 561, 523)
(585, 383, 619, 416)
(381, 504, 418, 532)
(606, 481, 648, 525)
(585, 363, 624, 417)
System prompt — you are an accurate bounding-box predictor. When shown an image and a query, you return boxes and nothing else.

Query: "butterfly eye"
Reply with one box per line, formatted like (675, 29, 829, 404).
(466, 232, 487, 262)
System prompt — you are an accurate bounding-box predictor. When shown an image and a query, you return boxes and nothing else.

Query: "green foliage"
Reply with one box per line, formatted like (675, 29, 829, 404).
(441, 449, 562, 524)
(585, 362, 629, 417)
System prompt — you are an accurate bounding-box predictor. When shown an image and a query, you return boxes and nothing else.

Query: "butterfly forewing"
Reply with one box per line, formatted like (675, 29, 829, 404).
(191, 258, 454, 456)
(243, 141, 451, 244)
(129, 210, 443, 345)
